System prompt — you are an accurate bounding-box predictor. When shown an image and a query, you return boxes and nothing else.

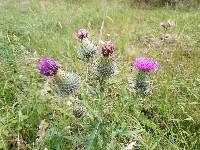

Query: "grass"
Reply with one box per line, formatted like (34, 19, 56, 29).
(0, 0, 200, 149)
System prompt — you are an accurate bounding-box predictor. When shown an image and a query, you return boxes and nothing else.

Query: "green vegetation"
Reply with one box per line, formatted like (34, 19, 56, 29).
(130, 0, 200, 9)
(0, 0, 200, 149)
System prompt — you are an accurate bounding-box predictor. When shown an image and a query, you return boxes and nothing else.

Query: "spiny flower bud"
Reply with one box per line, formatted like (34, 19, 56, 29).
(93, 57, 117, 78)
(73, 103, 86, 118)
(39, 58, 59, 76)
(77, 28, 88, 41)
(101, 41, 114, 57)
(53, 70, 81, 96)
(79, 38, 97, 60)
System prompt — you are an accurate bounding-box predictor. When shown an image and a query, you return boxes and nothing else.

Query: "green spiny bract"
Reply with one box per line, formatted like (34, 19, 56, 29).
(79, 38, 97, 60)
(93, 57, 117, 79)
(135, 71, 150, 95)
(52, 70, 81, 97)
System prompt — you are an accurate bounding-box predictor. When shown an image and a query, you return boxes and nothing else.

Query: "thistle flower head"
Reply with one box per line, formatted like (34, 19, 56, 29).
(77, 28, 88, 41)
(133, 57, 158, 72)
(101, 41, 114, 57)
(39, 58, 59, 76)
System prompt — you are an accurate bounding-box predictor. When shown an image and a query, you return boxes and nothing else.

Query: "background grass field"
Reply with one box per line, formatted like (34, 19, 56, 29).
(0, 0, 200, 149)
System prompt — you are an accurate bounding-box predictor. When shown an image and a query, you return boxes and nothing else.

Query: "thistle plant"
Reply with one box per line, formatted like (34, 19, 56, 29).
(39, 58, 81, 97)
(77, 28, 97, 61)
(133, 57, 158, 96)
(93, 41, 117, 79)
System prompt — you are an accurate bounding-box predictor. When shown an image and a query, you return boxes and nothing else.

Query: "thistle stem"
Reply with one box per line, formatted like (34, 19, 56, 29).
(99, 77, 106, 92)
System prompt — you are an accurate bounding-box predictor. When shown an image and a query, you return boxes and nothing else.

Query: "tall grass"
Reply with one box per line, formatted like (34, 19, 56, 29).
(128, 0, 200, 9)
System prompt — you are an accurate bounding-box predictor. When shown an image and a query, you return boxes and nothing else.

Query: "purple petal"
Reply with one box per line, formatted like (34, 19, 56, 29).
(133, 57, 158, 72)
(39, 58, 59, 76)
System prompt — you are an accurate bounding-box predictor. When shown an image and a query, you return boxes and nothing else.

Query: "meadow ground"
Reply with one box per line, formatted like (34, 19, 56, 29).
(0, 0, 200, 149)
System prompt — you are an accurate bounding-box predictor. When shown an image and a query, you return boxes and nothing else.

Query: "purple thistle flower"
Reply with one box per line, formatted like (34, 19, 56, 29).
(77, 28, 88, 41)
(101, 41, 114, 57)
(133, 57, 158, 72)
(39, 58, 59, 76)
